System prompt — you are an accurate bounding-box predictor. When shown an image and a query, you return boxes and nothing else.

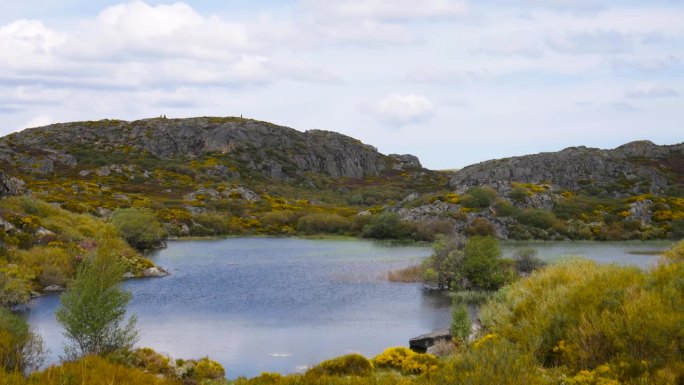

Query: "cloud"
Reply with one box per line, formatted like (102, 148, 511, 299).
(611, 55, 681, 73)
(625, 84, 679, 99)
(476, 31, 545, 57)
(297, 0, 468, 46)
(366, 93, 435, 125)
(22, 115, 53, 129)
(546, 30, 633, 55)
(0, 1, 339, 92)
(300, 0, 469, 22)
(609, 102, 638, 112)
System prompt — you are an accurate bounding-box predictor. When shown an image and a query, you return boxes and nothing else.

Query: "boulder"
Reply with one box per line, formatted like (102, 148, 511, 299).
(409, 328, 452, 351)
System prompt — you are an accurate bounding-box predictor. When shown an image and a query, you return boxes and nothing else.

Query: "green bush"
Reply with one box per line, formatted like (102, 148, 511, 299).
(479, 246, 684, 382)
(462, 236, 515, 290)
(308, 354, 373, 377)
(513, 248, 546, 274)
(451, 302, 471, 343)
(461, 187, 497, 209)
(361, 212, 408, 239)
(465, 217, 497, 237)
(297, 213, 351, 234)
(111, 208, 166, 250)
(514, 208, 556, 229)
(0, 308, 44, 374)
(493, 199, 516, 217)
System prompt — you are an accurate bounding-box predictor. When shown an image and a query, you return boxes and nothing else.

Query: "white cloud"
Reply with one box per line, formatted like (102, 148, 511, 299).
(300, 0, 469, 21)
(22, 115, 53, 130)
(625, 84, 679, 99)
(367, 93, 435, 125)
(546, 30, 633, 55)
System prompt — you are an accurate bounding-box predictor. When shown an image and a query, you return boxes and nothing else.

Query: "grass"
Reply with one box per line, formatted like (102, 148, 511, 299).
(387, 264, 423, 282)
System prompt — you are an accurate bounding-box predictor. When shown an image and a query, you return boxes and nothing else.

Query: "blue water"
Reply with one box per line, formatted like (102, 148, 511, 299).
(24, 238, 671, 378)
(26, 238, 449, 378)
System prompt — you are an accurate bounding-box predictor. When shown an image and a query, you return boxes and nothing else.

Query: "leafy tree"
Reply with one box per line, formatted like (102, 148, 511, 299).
(56, 230, 139, 359)
(111, 208, 166, 250)
(423, 236, 514, 291)
(0, 308, 44, 374)
(462, 236, 513, 290)
(422, 235, 465, 289)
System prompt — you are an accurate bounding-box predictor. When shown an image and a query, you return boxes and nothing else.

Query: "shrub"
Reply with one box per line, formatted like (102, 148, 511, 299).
(361, 212, 409, 239)
(451, 302, 471, 343)
(460, 186, 497, 209)
(372, 347, 414, 371)
(56, 229, 139, 359)
(190, 212, 232, 236)
(465, 217, 497, 237)
(111, 207, 166, 250)
(509, 187, 530, 203)
(372, 348, 438, 375)
(297, 213, 351, 234)
(0, 308, 44, 374)
(513, 248, 546, 274)
(462, 236, 514, 291)
(514, 208, 556, 229)
(493, 199, 516, 216)
(479, 247, 684, 383)
(401, 353, 439, 375)
(28, 355, 173, 385)
(308, 354, 373, 377)
(193, 356, 226, 381)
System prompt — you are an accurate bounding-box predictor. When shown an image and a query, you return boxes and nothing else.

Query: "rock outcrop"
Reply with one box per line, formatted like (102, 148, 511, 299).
(449, 141, 684, 195)
(0, 170, 22, 196)
(0, 117, 421, 181)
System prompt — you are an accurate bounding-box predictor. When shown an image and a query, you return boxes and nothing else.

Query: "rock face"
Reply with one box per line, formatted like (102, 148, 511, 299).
(0, 117, 417, 181)
(449, 141, 684, 195)
(409, 328, 452, 351)
(0, 170, 22, 196)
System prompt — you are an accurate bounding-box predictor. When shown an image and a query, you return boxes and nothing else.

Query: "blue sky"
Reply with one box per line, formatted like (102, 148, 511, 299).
(0, 0, 682, 169)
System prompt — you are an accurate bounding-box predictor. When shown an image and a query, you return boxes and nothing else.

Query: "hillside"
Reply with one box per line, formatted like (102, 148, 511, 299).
(0, 117, 449, 239)
(391, 141, 684, 241)
(0, 117, 682, 242)
(450, 140, 684, 196)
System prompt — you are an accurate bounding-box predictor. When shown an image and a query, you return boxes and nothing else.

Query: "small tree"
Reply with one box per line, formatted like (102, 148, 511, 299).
(450, 302, 471, 343)
(56, 230, 138, 359)
(0, 308, 44, 374)
(111, 207, 165, 250)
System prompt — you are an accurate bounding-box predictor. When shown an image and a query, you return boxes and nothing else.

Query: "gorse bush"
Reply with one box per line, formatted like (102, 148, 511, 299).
(308, 354, 373, 377)
(479, 245, 684, 384)
(372, 347, 438, 375)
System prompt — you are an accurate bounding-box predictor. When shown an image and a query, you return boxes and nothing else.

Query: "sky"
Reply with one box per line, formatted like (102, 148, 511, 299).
(0, 0, 682, 169)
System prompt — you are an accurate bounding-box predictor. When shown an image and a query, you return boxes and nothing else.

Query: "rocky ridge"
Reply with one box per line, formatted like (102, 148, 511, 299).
(449, 141, 684, 196)
(0, 117, 423, 181)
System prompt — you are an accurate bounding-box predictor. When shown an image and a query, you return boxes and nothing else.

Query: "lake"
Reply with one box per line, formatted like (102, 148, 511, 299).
(24, 238, 672, 378)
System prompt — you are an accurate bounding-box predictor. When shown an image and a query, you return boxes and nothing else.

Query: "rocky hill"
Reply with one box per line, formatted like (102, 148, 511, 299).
(0, 117, 424, 181)
(449, 141, 684, 196)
